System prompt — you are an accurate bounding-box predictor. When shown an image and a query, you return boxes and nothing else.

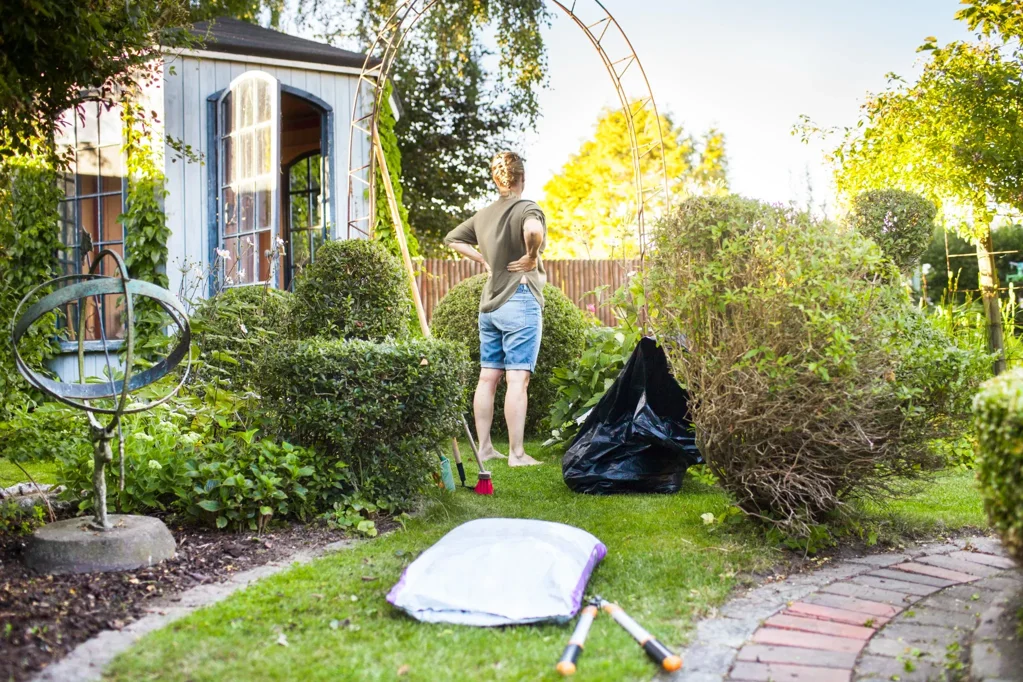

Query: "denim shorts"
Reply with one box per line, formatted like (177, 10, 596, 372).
(479, 285, 543, 372)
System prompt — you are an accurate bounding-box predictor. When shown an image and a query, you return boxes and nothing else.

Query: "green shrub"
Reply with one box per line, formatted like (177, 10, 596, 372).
(191, 285, 291, 391)
(846, 189, 936, 273)
(288, 239, 411, 341)
(0, 499, 44, 536)
(260, 337, 471, 508)
(547, 276, 645, 445)
(431, 273, 589, 435)
(0, 401, 89, 464)
(652, 195, 973, 536)
(54, 408, 322, 532)
(0, 155, 63, 420)
(973, 368, 1023, 565)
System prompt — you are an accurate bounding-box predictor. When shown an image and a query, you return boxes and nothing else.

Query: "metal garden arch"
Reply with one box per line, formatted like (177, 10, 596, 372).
(345, 0, 671, 262)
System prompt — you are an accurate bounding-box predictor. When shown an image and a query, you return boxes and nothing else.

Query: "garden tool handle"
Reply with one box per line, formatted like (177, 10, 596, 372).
(599, 600, 682, 672)
(461, 417, 486, 472)
(556, 604, 598, 676)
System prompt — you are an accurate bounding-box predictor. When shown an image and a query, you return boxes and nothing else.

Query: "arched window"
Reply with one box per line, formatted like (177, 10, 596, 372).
(215, 72, 279, 287)
(211, 73, 331, 291)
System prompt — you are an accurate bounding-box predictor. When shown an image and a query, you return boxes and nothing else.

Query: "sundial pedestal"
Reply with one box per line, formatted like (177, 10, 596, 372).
(11, 249, 192, 577)
(24, 514, 176, 575)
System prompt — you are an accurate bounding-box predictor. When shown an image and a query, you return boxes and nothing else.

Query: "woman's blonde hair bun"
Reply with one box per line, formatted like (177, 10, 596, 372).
(490, 151, 525, 194)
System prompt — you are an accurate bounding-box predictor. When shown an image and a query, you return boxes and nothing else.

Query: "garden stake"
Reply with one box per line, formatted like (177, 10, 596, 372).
(556, 601, 599, 676)
(597, 598, 682, 672)
(374, 131, 494, 496)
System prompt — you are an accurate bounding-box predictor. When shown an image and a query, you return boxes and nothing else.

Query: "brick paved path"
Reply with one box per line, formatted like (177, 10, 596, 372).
(671, 536, 1022, 682)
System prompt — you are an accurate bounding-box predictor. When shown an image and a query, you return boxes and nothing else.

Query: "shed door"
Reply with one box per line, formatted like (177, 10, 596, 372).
(217, 71, 280, 286)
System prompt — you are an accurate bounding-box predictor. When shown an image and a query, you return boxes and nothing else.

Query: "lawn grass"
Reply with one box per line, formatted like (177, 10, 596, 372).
(103, 449, 991, 682)
(104, 442, 774, 682)
(855, 469, 987, 540)
(0, 458, 57, 487)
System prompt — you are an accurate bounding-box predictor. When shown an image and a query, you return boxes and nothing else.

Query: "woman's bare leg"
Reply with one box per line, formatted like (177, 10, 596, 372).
(474, 368, 507, 461)
(505, 370, 541, 466)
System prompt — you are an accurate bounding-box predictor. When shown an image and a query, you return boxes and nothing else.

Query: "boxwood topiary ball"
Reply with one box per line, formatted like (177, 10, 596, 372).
(432, 273, 589, 436)
(289, 239, 412, 341)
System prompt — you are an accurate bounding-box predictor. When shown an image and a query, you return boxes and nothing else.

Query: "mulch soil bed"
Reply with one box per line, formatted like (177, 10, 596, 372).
(1, 516, 358, 682)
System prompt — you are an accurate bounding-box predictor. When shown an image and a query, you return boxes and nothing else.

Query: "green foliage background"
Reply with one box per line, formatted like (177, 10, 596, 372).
(974, 367, 1023, 564)
(0, 152, 63, 420)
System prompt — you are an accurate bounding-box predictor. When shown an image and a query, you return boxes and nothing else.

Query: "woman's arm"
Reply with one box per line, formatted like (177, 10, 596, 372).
(449, 242, 490, 272)
(507, 217, 544, 273)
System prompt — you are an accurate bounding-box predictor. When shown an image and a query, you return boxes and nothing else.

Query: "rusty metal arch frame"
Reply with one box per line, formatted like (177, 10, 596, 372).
(345, 0, 671, 263)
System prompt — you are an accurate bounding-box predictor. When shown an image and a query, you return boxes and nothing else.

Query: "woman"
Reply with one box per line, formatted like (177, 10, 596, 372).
(443, 151, 547, 467)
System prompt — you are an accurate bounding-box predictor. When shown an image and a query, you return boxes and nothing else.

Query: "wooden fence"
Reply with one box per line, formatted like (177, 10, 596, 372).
(416, 259, 639, 326)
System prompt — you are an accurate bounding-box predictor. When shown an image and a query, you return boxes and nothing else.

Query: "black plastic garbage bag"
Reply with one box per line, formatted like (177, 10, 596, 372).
(562, 337, 702, 494)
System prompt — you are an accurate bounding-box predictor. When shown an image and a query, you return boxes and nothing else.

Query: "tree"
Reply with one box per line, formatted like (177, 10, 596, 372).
(956, 0, 1023, 41)
(540, 105, 728, 259)
(0, 0, 189, 161)
(831, 40, 1023, 374)
(321, 1, 550, 253)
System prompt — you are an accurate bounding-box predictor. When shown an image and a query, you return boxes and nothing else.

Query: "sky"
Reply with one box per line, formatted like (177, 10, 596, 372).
(519, 0, 974, 214)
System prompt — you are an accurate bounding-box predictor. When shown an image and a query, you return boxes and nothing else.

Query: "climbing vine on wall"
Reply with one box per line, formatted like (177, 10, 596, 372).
(375, 82, 420, 260)
(121, 93, 171, 357)
(0, 141, 63, 419)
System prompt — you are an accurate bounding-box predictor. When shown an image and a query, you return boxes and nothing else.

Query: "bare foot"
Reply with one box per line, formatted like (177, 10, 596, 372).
(508, 453, 542, 467)
(479, 446, 507, 462)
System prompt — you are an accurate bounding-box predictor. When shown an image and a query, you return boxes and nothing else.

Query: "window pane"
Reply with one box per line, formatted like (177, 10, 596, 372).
(222, 136, 234, 186)
(290, 161, 309, 192)
(291, 229, 311, 275)
(238, 237, 256, 284)
(311, 227, 325, 262)
(76, 102, 100, 148)
(101, 195, 123, 244)
(239, 185, 254, 233)
(311, 189, 321, 227)
(257, 80, 271, 123)
(291, 192, 309, 229)
(309, 155, 321, 189)
(221, 92, 233, 133)
(98, 104, 122, 148)
(241, 131, 254, 178)
(223, 186, 238, 235)
(78, 148, 99, 194)
(256, 126, 271, 175)
(257, 230, 272, 282)
(222, 236, 239, 282)
(79, 196, 99, 251)
(256, 188, 271, 230)
(239, 80, 253, 128)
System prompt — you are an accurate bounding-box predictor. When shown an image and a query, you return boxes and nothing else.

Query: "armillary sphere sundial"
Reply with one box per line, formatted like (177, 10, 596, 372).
(10, 249, 191, 574)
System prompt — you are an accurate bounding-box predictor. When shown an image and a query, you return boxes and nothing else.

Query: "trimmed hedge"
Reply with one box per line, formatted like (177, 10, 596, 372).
(431, 273, 589, 435)
(846, 189, 936, 274)
(974, 368, 1023, 565)
(289, 239, 411, 341)
(191, 285, 291, 391)
(260, 337, 471, 507)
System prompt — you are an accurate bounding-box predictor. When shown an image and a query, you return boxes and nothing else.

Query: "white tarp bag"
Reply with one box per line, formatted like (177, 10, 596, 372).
(387, 518, 607, 627)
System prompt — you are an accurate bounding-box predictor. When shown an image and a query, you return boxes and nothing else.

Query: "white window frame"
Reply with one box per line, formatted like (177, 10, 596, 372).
(215, 71, 281, 288)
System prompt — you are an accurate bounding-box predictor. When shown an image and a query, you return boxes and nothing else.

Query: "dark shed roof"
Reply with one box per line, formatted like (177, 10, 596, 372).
(190, 17, 372, 70)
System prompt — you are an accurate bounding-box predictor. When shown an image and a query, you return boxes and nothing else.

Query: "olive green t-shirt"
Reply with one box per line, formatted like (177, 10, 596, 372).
(443, 196, 547, 313)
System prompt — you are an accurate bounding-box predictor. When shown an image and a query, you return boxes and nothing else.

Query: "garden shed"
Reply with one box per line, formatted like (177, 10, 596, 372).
(50, 18, 389, 380)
